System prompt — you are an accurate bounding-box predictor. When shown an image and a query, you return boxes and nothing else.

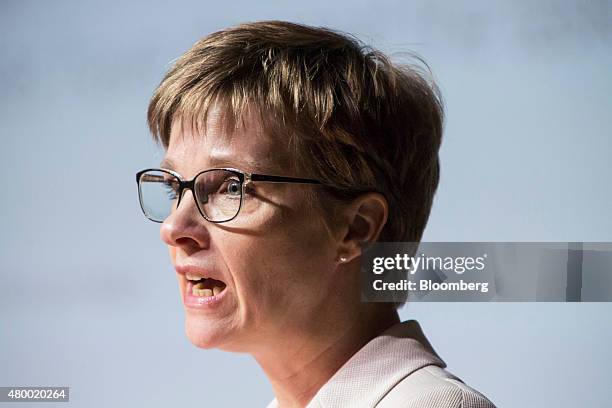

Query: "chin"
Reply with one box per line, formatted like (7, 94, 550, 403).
(184, 315, 228, 349)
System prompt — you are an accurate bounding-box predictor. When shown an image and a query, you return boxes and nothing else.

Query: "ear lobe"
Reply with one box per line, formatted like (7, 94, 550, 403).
(336, 192, 388, 263)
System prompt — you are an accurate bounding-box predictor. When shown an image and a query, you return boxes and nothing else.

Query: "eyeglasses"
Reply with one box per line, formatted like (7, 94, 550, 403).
(136, 167, 322, 223)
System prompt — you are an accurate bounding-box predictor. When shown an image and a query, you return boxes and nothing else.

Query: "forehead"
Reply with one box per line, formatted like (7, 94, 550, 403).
(163, 106, 292, 177)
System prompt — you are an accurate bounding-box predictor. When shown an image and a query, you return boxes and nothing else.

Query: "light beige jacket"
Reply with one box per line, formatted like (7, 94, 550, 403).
(266, 320, 496, 408)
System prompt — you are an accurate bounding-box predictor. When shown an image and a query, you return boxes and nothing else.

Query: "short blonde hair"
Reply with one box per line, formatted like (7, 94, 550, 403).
(148, 20, 444, 243)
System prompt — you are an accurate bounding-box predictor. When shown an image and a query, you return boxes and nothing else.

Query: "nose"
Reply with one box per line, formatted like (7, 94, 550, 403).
(160, 189, 211, 251)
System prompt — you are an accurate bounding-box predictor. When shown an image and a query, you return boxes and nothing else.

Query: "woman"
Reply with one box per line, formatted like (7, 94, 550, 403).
(136, 20, 496, 408)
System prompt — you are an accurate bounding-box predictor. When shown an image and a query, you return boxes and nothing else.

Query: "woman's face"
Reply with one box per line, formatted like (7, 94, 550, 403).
(159, 110, 342, 351)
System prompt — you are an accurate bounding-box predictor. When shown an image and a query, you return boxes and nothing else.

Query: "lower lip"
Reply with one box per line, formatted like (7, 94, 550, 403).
(183, 280, 228, 309)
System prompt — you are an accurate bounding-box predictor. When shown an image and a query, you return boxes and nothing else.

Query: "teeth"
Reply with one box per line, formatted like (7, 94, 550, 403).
(186, 273, 204, 281)
(212, 286, 223, 296)
(192, 282, 204, 297)
(190, 282, 218, 298)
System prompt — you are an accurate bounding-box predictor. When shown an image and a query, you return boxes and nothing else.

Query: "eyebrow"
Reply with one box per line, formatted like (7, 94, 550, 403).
(159, 158, 176, 170)
(159, 156, 275, 174)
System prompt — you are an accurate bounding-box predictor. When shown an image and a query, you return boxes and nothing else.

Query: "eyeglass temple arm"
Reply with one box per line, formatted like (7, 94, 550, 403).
(250, 174, 322, 184)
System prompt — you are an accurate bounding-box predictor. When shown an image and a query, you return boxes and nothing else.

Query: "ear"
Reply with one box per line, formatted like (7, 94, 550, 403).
(335, 192, 388, 264)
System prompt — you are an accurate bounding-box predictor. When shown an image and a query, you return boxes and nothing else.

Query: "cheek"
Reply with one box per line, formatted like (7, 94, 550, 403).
(226, 213, 336, 316)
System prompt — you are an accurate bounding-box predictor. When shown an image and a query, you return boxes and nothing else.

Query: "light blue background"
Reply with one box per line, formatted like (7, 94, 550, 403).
(1, 0, 610, 407)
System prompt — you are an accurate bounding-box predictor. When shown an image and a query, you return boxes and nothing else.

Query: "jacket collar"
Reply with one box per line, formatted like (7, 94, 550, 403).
(266, 320, 446, 408)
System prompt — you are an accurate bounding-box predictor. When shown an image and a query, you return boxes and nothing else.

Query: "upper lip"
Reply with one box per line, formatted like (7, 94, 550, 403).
(175, 264, 225, 282)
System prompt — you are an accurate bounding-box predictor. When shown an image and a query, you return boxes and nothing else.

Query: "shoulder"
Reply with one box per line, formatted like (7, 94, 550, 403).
(377, 365, 497, 408)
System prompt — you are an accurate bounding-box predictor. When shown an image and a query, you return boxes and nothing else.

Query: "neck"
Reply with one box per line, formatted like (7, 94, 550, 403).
(253, 303, 400, 408)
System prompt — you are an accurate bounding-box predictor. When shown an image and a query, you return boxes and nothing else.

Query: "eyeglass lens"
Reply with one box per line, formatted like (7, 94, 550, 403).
(138, 169, 242, 222)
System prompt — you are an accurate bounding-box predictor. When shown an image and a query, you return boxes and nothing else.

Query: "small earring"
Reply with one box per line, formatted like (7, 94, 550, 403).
(339, 256, 348, 263)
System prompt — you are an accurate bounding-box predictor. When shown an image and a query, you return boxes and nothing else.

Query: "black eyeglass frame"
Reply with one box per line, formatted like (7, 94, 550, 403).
(136, 167, 323, 223)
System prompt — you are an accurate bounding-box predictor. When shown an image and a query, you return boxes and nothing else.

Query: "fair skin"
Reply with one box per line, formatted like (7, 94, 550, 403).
(159, 106, 400, 408)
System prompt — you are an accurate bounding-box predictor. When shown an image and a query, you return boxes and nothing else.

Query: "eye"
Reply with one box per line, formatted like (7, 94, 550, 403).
(221, 178, 242, 196)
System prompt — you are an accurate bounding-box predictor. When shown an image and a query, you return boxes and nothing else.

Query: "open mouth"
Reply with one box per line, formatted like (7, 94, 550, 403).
(186, 273, 227, 298)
